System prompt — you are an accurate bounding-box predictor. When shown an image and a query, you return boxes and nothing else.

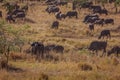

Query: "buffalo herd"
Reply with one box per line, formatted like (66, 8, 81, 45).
(30, 42, 64, 61)
(44, 0, 119, 58)
(31, 0, 119, 60)
(0, 0, 119, 61)
(0, 2, 28, 23)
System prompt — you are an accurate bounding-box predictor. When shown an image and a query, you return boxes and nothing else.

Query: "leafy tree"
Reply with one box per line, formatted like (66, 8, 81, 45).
(0, 21, 28, 66)
(114, 0, 120, 13)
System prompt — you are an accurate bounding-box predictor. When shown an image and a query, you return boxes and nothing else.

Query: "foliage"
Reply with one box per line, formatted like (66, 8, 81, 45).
(0, 21, 28, 55)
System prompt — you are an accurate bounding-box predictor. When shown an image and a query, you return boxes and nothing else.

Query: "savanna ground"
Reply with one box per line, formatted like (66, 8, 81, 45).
(0, 1, 120, 80)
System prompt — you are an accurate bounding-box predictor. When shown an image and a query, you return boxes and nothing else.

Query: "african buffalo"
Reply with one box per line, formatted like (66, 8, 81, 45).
(15, 13, 26, 19)
(66, 11, 78, 18)
(31, 42, 44, 60)
(51, 21, 59, 29)
(90, 5, 101, 11)
(104, 19, 114, 25)
(46, 5, 59, 14)
(12, 9, 25, 15)
(44, 45, 56, 54)
(83, 14, 99, 23)
(98, 30, 111, 39)
(93, 8, 108, 15)
(94, 19, 104, 26)
(53, 45, 64, 53)
(6, 14, 15, 23)
(89, 23, 94, 31)
(55, 12, 66, 20)
(108, 46, 120, 57)
(44, 44, 64, 54)
(85, 17, 99, 23)
(88, 41, 107, 56)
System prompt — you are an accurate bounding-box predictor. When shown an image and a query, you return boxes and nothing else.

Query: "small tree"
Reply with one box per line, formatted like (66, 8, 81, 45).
(114, 0, 120, 13)
(0, 21, 29, 67)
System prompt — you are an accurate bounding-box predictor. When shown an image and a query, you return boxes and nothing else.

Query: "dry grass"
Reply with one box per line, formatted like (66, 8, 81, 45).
(0, 1, 120, 80)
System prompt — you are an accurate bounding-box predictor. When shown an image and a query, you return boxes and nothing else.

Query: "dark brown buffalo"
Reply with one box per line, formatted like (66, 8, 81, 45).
(98, 30, 111, 39)
(88, 41, 107, 56)
(53, 45, 64, 53)
(89, 23, 94, 31)
(66, 11, 78, 19)
(46, 5, 60, 14)
(108, 46, 120, 57)
(94, 19, 104, 26)
(44, 44, 64, 53)
(83, 14, 99, 23)
(6, 14, 15, 23)
(104, 19, 114, 25)
(55, 12, 66, 20)
(31, 42, 44, 60)
(51, 21, 59, 29)
(93, 8, 108, 15)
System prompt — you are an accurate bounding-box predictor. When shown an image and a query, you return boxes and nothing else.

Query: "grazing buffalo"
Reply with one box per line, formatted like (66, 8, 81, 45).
(12, 9, 25, 15)
(6, 14, 15, 23)
(55, 12, 66, 20)
(93, 8, 108, 15)
(83, 14, 99, 23)
(14, 12, 26, 21)
(31, 42, 44, 60)
(89, 23, 94, 31)
(46, 5, 60, 14)
(88, 41, 107, 56)
(94, 19, 104, 26)
(85, 17, 99, 23)
(55, 1, 68, 6)
(98, 30, 111, 39)
(108, 46, 120, 57)
(44, 45, 56, 54)
(104, 19, 114, 25)
(51, 21, 59, 29)
(53, 45, 64, 53)
(44, 44, 64, 53)
(99, 9, 108, 15)
(90, 5, 101, 11)
(0, 11, 2, 17)
(66, 11, 78, 18)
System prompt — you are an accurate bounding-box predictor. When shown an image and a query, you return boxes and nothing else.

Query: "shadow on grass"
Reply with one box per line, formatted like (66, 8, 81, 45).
(7, 65, 24, 73)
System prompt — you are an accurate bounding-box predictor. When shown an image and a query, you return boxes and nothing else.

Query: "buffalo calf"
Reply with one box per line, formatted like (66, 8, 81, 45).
(89, 24, 94, 31)
(51, 21, 59, 29)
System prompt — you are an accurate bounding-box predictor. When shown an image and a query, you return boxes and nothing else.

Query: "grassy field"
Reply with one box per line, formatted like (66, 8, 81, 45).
(0, 1, 120, 80)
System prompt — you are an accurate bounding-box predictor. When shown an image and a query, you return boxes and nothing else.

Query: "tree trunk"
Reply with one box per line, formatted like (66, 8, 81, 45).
(115, 7, 118, 13)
